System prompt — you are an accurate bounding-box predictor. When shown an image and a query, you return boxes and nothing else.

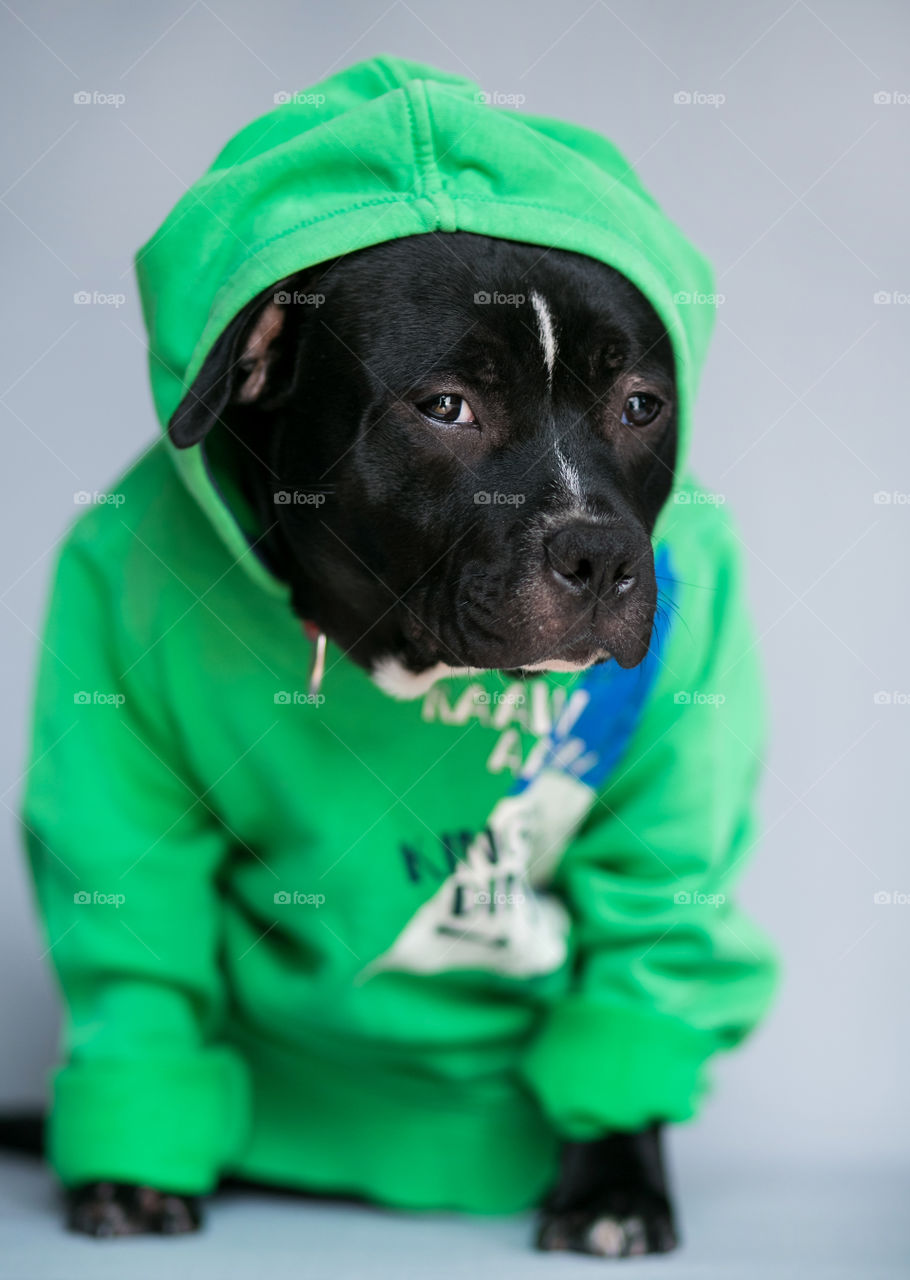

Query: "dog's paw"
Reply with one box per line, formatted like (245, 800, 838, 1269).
(66, 1181, 203, 1237)
(535, 1193, 677, 1258)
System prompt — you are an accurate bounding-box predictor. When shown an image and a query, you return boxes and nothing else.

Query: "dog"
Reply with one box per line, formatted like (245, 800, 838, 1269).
(66, 232, 676, 1253)
(19, 56, 777, 1260)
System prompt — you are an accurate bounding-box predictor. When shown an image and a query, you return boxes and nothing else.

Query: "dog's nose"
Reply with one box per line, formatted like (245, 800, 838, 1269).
(544, 523, 637, 597)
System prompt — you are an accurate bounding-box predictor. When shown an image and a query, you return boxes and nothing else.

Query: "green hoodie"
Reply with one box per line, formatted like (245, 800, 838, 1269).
(22, 55, 778, 1213)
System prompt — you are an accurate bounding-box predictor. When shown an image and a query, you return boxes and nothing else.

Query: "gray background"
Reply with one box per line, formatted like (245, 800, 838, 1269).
(1, 1, 908, 1275)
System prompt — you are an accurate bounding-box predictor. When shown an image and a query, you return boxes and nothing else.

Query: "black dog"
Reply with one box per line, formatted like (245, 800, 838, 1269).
(64, 231, 679, 1255)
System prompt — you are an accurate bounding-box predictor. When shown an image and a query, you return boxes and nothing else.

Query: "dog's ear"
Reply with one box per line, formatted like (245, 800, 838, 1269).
(168, 292, 290, 449)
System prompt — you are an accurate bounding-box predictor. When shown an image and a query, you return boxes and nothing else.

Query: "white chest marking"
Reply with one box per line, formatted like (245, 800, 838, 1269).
(371, 657, 481, 700)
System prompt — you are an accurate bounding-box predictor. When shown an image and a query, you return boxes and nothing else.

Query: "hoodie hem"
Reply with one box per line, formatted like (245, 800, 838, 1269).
(225, 1030, 560, 1214)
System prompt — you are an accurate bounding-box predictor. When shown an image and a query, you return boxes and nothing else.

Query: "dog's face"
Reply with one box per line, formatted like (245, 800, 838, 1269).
(171, 233, 677, 693)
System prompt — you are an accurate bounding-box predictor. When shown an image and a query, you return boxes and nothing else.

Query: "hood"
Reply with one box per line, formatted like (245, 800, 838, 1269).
(136, 54, 717, 596)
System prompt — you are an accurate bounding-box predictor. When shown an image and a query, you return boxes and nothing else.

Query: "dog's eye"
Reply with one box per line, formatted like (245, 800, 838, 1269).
(622, 393, 663, 428)
(417, 394, 477, 426)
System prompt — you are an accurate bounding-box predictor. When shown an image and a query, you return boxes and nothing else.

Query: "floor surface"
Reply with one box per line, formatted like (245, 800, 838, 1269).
(1, 1154, 908, 1279)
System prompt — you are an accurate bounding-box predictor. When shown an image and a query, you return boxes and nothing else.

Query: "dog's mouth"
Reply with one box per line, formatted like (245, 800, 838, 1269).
(369, 629, 622, 701)
(500, 623, 616, 673)
(370, 548, 660, 696)
(513, 646, 613, 675)
(283, 506, 661, 697)
(379, 590, 654, 697)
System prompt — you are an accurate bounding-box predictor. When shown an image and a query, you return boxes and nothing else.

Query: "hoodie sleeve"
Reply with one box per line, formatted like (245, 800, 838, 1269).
(517, 498, 780, 1139)
(21, 527, 249, 1193)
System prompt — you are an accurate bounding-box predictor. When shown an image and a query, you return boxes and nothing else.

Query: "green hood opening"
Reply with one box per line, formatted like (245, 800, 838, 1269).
(135, 54, 718, 595)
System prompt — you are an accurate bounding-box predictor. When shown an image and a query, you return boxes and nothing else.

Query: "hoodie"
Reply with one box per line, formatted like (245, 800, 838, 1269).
(22, 55, 779, 1213)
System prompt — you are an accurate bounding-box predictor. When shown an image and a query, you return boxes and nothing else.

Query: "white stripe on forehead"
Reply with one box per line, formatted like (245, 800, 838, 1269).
(529, 290, 558, 388)
(554, 443, 583, 499)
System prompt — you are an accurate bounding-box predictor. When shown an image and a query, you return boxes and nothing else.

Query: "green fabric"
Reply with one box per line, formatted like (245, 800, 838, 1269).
(49, 1050, 249, 1194)
(519, 1001, 720, 1139)
(22, 55, 778, 1212)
